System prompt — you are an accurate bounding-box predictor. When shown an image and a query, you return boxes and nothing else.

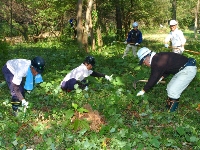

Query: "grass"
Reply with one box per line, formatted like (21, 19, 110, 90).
(0, 30, 200, 149)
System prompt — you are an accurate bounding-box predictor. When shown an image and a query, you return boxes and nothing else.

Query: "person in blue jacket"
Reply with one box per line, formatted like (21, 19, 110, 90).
(122, 22, 143, 59)
(69, 18, 77, 38)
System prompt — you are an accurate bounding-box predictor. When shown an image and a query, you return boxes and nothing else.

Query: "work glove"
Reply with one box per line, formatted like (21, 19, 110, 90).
(27, 90, 31, 94)
(157, 77, 163, 84)
(21, 99, 28, 107)
(164, 44, 169, 48)
(105, 74, 113, 81)
(84, 86, 89, 91)
(124, 41, 127, 44)
(180, 47, 184, 53)
(135, 43, 139, 46)
(136, 90, 145, 96)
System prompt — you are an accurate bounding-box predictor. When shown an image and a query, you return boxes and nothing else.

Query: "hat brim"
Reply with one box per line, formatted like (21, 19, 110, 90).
(36, 68, 43, 74)
(139, 54, 149, 65)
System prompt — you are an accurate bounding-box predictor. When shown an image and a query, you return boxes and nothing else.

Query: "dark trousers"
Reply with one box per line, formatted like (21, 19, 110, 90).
(2, 65, 25, 100)
(61, 78, 88, 92)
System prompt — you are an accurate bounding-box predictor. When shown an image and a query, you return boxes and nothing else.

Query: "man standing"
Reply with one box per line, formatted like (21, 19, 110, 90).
(122, 22, 142, 59)
(136, 47, 197, 112)
(2, 56, 45, 116)
(164, 20, 186, 54)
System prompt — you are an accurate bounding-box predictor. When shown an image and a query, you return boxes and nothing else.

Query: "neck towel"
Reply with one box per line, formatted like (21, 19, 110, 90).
(24, 66, 43, 90)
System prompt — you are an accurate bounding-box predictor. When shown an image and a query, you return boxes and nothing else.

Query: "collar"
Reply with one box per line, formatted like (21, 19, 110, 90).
(149, 52, 156, 65)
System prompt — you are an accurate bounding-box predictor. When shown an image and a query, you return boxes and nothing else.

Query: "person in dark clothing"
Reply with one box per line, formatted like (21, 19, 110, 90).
(69, 18, 77, 38)
(122, 22, 142, 59)
(60, 56, 113, 92)
(136, 47, 197, 112)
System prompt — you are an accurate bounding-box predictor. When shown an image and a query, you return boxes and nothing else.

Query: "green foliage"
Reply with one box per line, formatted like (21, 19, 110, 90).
(0, 30, 200, 149)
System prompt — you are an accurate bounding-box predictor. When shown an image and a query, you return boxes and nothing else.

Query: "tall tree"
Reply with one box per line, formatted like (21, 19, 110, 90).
(171, 0, 177, 20)
(84, 0, 94, 51)
(115, 0, 123, 40)
(194, 0, 200, 38)
(77, 0, 84, 50)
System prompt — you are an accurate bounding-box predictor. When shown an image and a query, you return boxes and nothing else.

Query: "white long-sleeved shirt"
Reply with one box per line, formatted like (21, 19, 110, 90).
(165, 28, 186, 47)
(61, 63, 93, 84)
(6, 59, 31, 85)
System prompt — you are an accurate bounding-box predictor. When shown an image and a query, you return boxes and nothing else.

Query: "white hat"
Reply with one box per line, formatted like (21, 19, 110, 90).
(169, 20, 177, 25)
(132, 22, 138, 28)
(137, 47, 151, 65)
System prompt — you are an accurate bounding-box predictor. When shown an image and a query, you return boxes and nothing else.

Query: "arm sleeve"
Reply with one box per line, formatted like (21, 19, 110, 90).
(13, 84, 24, 100)
(164, 34, 171, 43)
(126, 31, 132, 42)
(179, 31, 186, 45)
(138, 31, 143, 44)
(90, 71, 105, 78)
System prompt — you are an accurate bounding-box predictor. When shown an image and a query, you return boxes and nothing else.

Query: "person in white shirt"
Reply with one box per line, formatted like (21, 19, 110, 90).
(60, 56, 112, 92)
(164, 20, 186, 54)
(2, 56, 45, 116)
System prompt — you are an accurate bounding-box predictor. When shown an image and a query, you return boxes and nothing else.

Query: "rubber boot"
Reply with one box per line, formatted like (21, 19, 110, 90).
(167, 98, 179, 112)
(11, 98, 21, 116)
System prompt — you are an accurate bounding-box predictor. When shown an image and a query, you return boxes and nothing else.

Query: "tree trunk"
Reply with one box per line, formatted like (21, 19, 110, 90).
(77, 0, 84, 50)
(95, 1, 103, 50)
(87, 0, 95, 50)
(171, 0, 176, 20)
(194, 0, 200, 39)
(115, 1, 123, 41)
(96, 26, 103, 52)
(85, 0, 94, 52)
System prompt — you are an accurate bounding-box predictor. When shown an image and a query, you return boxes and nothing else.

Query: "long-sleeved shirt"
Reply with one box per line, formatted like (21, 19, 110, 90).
(126, 29, 142, 44)
(165, 28, 186, 47)
(6, 59, 31, 100)
(6, 59, 31, 85)
(143, 52, 188, 92)
(61, 63, 105, 83)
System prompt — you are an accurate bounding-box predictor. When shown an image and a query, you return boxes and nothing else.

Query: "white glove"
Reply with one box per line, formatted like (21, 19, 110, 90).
(105, 74, 113, 81)
(135, 43, 139, 46)
(21, 99, 28, 107)
(164, 44, 169, 48)
(27, 90, 31, 94)
(136, 90, 145, 96)
(157, 77, 163, 84)
(124, 41, 127, 44)
(180, 47, 184, 53)
(84, 86, 89, 91)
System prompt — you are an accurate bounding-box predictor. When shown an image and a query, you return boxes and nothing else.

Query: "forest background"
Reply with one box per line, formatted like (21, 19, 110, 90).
(0, 0, 200, 149)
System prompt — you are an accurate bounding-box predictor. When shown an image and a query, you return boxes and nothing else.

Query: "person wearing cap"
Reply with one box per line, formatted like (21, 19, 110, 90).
(60, 56, 113, 92)
(2, 56, 45, 116)
(136, 47, 197, 112)
(164, 20, 186, 54)
(122, 22, 143, 59)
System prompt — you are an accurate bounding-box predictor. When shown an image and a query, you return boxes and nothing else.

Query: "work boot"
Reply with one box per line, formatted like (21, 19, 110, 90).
(11, 98, 21, 116)
(166, 98, 179, 112)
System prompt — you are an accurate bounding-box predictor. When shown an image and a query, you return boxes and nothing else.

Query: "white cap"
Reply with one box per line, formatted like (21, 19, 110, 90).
(137, 47, 151, 65)
(169, 20, 177, 25)
(132, 22, 138, 28)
